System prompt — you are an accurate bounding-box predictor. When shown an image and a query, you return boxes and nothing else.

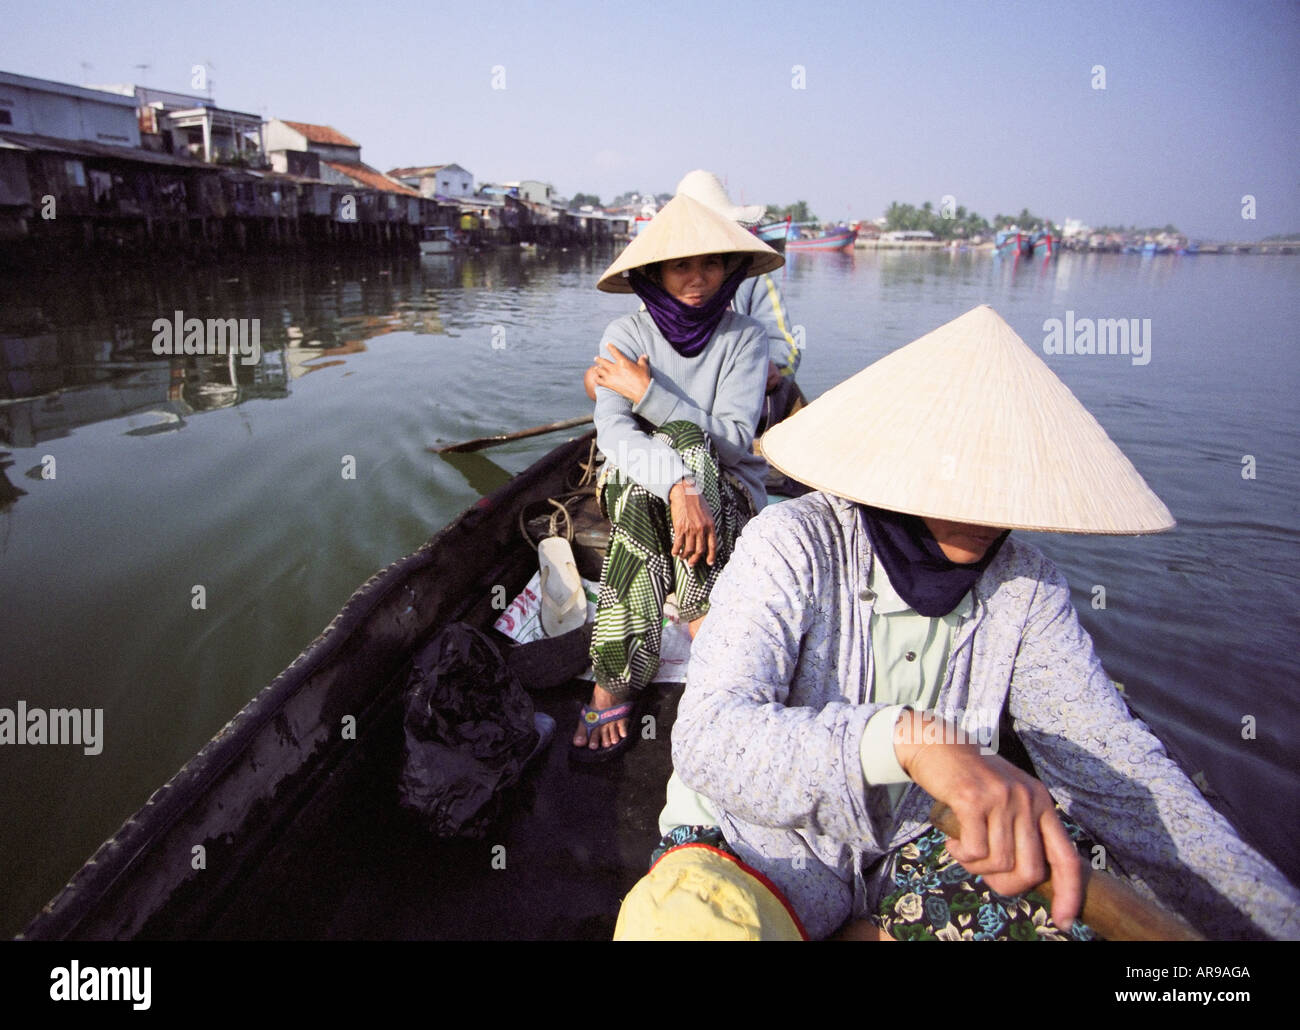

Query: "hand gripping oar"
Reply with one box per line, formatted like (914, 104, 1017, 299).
(929, 801, 1204, 941)
(429, 415, 593, 454)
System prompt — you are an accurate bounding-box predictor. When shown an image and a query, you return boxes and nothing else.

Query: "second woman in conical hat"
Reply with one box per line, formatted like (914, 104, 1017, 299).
(572, 194, 782, 760)
(584, 172, 806, 448)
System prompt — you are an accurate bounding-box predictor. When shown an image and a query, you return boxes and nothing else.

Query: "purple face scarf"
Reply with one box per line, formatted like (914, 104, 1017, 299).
(628, 256, 752, 357)
(861, 506, 1010, 617)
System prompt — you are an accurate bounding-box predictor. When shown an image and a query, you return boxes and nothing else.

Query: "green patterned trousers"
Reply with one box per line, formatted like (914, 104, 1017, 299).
(590, 421, 755, 700)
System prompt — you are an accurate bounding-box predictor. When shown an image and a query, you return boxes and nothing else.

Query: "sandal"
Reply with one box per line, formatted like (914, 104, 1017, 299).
(538, 537, 587, 637)
(570, 699, 636, 764)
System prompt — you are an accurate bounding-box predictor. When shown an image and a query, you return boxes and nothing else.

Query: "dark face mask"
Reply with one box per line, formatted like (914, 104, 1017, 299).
(860, 506, 1010, 616)
(628, 256, 752, 356)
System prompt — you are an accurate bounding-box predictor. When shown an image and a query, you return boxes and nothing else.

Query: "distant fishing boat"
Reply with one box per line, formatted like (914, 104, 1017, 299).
(753, 216, 791, 252)
(419, 226, 456, 255)
(994, 230, 1027, 258)
(785, 224, 857, 252)
(994, 229, 1055, 259)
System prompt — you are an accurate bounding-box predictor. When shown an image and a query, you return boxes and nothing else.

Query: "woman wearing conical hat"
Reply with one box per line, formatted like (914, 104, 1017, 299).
(584, 171, 805, 442)
(573, 194, 783, 761)
(653, 305, 1298, 938)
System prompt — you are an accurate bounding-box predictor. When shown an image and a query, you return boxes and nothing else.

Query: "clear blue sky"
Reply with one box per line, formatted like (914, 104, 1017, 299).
(4, 0, 1296, 239)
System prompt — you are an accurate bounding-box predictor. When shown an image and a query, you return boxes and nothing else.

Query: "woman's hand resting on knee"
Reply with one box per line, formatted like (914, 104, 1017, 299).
(670, 478, 717, 566)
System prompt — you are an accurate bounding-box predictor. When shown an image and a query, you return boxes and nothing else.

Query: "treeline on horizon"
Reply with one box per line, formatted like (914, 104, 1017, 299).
(764, 200, 1184, 238)
(572, 188, 1227, 237)
(572, 191, 1193, 239)
(881, 201, 1182, 240)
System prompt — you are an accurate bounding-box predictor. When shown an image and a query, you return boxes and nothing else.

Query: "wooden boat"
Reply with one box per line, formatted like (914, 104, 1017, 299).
(20, 422, 1212, 941)
(418, 226, 456, 255)
(22, 430, 680, 941)
(753, 216, 791, 252)
(785, 225, 857, 252)
(994, 229, 1030, 258)
(994, 229, 1055, 259)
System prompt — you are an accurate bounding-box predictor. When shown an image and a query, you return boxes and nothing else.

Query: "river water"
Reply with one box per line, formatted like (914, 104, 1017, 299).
(1, 246, 1297, 936)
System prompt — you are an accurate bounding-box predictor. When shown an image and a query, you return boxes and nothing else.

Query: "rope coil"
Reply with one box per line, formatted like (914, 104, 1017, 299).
(519, 439, 603, 549)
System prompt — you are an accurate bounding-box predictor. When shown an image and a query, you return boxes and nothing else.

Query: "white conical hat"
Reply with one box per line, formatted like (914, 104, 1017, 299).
(760, 305, 1175, 534)
(597, 193, 783, 293)
(675, 169, 768, 227)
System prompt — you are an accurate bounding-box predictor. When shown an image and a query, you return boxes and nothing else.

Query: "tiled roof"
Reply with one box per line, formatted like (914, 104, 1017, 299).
(387, 164, 447, 178)
(280, 121, 360, 148)
(322, 160, 419, 195)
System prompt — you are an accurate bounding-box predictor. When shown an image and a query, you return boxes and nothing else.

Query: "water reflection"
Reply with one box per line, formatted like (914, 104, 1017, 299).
(438, 449, 515, 496)
(0, 247, 622, 472)
(0, 450, 25, 512)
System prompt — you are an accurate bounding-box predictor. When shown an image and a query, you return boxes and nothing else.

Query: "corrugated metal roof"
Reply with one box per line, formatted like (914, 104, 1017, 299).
(164, 104, 264, 122)
(0, 131, 217, 169)
(0, 70, 139, 107)
(322, 160, 418, 195)
(280, 121, 361, 148)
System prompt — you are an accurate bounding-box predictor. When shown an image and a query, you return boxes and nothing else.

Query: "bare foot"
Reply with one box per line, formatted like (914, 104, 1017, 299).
(573, 683, 630, 752)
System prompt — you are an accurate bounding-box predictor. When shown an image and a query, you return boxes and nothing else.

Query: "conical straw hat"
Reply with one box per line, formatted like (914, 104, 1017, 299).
(597, 193, 783, 293)
(675, 169, 768, 227)
(760, 305, 1175, 534)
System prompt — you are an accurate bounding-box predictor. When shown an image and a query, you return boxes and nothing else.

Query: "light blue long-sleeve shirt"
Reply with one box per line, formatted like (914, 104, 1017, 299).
(592, 309, 769, 511)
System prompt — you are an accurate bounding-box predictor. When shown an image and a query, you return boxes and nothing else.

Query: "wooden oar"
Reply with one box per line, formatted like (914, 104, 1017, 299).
(429, 415, 593, 454)
(930, 801, 1204, 941)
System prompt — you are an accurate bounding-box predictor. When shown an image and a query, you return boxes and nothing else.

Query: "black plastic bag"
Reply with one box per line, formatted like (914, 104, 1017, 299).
(398, 623, 540, 838)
